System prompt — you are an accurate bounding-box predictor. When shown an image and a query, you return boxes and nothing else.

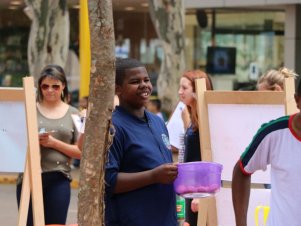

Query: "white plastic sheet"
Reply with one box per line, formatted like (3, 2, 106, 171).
(208, 104, 284, 183)
(0, 102, 27, 172)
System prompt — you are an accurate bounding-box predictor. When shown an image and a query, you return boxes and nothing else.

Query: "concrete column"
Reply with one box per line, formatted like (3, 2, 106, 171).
(284, 4, 301, 75)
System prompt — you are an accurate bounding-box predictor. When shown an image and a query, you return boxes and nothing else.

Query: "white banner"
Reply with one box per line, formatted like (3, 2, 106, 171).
(0, 102, 27, 172)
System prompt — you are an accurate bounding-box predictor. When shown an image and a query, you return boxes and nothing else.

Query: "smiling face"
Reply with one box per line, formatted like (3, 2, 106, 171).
(40, 77, 65, 103)
(178, 77, 194, 107)
(116, 66, 152, 110)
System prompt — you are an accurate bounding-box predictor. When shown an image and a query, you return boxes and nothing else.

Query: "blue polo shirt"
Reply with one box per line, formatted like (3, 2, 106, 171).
(105, 106, 177, 226)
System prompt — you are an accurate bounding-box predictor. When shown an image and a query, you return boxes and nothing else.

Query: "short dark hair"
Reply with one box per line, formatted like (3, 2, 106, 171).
(115, 58, 144, 85)
(37, 64, 69, 102)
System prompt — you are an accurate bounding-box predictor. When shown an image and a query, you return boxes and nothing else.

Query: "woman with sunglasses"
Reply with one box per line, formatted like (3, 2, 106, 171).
(16, 64, 81, 226)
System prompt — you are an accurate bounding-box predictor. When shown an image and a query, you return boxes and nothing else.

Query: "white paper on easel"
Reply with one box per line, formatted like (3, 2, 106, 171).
(215, 187, 270, 226)
(0, 102, 27, 172)
(166, 101, 186, 149)
(208, 104, 284, 184)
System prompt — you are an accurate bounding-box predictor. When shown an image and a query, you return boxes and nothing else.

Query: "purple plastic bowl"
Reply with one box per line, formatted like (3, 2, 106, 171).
(174, 161, 223, 198)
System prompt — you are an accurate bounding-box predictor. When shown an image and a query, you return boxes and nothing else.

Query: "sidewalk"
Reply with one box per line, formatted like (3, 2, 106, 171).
(0, 168, 80, 189)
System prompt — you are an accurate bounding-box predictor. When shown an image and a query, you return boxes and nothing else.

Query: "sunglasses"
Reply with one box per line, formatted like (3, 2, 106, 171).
(40, 84, 61, 91)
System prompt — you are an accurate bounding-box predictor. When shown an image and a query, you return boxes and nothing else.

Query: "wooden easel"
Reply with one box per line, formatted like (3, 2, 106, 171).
(195, 77, 297, 226)
(0, 77, 44, 226)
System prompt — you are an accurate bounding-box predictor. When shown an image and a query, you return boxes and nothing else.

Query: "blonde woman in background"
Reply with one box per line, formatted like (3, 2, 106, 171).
(257, 67, 298, 91)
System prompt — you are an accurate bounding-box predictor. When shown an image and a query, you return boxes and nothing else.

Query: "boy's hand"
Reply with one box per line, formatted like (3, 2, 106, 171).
(152, 163, 178, 184)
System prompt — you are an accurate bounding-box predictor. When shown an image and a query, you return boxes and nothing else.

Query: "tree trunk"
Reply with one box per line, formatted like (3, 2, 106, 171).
(25, 0, 69, 80)
(149, 0, 186, 113)
(77, 0, 115, 225)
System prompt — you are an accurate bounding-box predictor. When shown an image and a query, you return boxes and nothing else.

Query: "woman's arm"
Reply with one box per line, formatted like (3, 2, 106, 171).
(39, 133, 81, 159)
(232, 161, 251, 226)
(77, 133, 84, 151)
(181, 106, 191, 130)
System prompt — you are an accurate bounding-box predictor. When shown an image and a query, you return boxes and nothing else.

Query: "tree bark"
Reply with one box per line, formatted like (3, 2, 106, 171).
(78, 0, 115, 225)
(25, 0, 69, 81)
(149, 0, 186, 113)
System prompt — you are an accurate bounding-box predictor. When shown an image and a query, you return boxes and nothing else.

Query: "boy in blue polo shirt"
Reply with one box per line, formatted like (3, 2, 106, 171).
(105, 58, 178, 226)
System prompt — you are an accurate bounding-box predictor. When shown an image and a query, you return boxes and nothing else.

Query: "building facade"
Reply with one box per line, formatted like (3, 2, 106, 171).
(0, 1, 300, 91)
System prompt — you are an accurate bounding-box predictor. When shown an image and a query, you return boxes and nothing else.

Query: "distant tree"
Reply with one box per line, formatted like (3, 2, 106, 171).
(149, 0, 186, 113)
(24, 0, 69, 80)
(77, 0, 115, 225)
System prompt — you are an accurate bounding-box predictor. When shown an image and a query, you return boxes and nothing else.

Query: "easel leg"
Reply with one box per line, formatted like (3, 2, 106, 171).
(17, 151, 31, 226)
(23, 77, 45, 226)
(197, 197, 218, 226)
(207, 197, 218, 226)
(197, 198, 209, 226)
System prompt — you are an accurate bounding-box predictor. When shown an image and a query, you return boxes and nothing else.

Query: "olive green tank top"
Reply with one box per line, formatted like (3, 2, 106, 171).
(17, 105, 79, 184)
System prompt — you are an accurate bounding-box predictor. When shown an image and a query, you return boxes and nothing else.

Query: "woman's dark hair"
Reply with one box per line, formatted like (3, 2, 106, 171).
(296, 77, 301, 96)
(37, 64, 69, 103)
(115, 58, 144, 86)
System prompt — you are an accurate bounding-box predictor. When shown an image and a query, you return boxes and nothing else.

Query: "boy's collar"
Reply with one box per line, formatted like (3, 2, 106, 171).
(116, 106, 149, 122)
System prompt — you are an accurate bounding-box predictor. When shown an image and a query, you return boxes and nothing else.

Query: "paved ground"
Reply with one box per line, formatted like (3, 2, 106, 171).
(0, 168, 80, 225)
(0, 168, 80, 189)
